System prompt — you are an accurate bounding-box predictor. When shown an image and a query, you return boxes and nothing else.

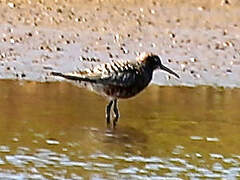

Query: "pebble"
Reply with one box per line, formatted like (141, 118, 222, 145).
(8, 2, 15, 8)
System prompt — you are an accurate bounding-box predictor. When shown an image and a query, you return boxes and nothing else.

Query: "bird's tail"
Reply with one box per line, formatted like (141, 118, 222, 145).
(51, 71, 97, 83)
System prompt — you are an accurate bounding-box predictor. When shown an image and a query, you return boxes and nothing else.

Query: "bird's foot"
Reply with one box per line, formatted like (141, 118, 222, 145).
(113, 118, 118, 130)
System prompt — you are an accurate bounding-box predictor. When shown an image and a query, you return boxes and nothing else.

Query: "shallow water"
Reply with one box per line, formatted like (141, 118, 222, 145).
(0, 80, 240, 179)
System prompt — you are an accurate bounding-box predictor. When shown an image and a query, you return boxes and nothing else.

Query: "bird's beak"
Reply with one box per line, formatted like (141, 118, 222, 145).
(160, 64, 180, 79)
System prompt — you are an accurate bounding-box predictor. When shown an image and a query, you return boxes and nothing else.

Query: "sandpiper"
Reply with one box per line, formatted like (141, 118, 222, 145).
(51, 53, 179, 128)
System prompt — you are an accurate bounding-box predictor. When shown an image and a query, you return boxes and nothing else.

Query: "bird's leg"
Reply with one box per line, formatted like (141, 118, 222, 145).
(106, 100, 113, 127)
(113, 99, 119, 129)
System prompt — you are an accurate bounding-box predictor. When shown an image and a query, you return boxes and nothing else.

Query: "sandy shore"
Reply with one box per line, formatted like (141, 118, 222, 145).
(0, 0, 240, 87)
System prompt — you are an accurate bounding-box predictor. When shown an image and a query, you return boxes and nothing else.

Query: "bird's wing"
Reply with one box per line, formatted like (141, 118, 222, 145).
(96, 69, 139, 87)
(52, 60, 141, 87)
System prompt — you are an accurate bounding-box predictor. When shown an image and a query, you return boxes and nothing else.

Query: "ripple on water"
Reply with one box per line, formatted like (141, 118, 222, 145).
(0, 145, 10, 153)
(190, 136, 220, 142)
(5, 155, 27, 167)
(16, 146, 30, 154)
(190, 136, 204, 141)
(45, 139, 60, 145)
(114, 155, 163, 163)
(0, 172, 47, 180)
(206, 137, 219, 142)
(59, 161, 89, 168)
(93, 162, 114, 168)
(118, 166, 139, 174)
(223, 158, 238, 164)
(0, 158, 5, 165)
(1, 148, 240, 179)
(209, 153, 224, 159)
(212, 162, 224, 172)
(89, 153, 112, 160)
(145, 163, 164, 171)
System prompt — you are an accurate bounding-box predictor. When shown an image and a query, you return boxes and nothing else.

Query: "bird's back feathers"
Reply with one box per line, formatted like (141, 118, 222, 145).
(51, 59, 145, 87)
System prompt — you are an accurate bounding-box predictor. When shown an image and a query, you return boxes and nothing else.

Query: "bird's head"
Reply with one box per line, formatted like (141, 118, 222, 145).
(138, 52, 180, 79)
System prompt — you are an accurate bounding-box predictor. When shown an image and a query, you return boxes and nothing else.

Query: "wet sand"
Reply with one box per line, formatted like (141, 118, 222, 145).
(0, 0, 240, 87)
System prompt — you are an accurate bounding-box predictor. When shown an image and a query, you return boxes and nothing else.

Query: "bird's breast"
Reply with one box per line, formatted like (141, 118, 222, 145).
(103, 71, 152, 99)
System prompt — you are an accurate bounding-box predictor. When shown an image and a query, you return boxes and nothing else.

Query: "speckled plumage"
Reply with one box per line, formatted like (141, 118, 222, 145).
(51, 52, 179, 129)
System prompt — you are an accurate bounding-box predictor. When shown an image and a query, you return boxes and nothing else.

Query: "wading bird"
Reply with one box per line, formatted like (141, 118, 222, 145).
(51, 53, 179, 129)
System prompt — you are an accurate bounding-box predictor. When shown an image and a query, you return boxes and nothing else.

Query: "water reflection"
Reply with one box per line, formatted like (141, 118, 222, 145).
(0, 80, 240, 179)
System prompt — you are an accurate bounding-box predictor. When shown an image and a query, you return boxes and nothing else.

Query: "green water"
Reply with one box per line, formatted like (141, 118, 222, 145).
(0, 80, 239, 179)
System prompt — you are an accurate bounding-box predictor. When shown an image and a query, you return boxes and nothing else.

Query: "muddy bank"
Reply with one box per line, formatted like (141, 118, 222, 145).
(0, 0, 240, 87)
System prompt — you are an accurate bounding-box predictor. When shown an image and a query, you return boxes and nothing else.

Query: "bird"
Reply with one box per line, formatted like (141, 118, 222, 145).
(51, 52, 179, 129)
